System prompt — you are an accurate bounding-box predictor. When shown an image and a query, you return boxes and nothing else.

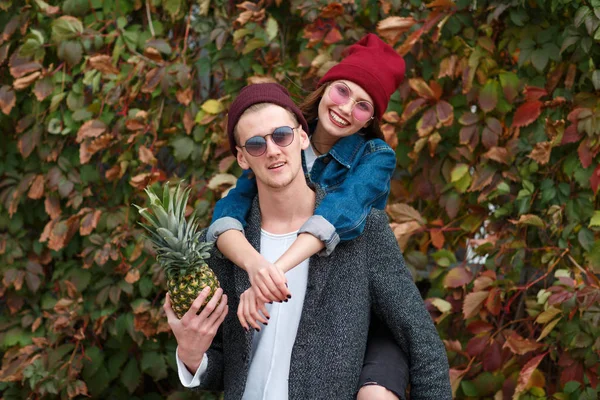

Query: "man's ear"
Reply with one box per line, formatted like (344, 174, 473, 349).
(298, 127, 310, 150)
(237, 147, 251, 170)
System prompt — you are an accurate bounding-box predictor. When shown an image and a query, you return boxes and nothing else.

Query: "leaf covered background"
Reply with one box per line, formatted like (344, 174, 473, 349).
(1, 0, 599, 399)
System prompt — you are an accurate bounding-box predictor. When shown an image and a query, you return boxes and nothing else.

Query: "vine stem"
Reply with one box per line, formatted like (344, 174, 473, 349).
(146, 0, 155, 37)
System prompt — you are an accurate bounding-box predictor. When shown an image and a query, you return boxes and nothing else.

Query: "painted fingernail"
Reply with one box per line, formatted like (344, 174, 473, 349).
(262, 322, 268, 326)
(269, 302, 273, 304)
(254, 328, 260, 332)
(284, 299, 288, 303)
(286, 295, 291, 299)
(266, 316, 270, 319)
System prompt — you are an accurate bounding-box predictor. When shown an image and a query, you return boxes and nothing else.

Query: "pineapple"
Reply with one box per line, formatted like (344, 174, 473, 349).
(133, 182, 220, 319)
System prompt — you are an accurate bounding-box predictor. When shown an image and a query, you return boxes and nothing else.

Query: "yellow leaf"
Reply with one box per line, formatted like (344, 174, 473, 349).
(207, 174, 237, 190)
(535, 306, 562, 324)
(462, 290, 489, 319)
(201, 99, 224, 114)
(537, 317, 561, 341)
(430, 298, 452, 313)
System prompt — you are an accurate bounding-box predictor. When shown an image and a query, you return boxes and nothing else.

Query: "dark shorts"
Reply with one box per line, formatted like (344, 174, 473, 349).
(358, 316, 410, 400)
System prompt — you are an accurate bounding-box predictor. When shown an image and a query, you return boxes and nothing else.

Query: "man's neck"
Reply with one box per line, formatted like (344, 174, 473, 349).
(257, 179, 316, 234)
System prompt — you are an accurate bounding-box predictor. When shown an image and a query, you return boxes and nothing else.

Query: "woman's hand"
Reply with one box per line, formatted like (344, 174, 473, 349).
(237, 287, 271, 331)
(246, 258, 290, 303)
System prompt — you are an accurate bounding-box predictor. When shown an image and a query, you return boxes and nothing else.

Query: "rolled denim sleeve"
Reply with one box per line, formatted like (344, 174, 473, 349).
(211, 169, 257, 228)
(206, 217, 244, 243)
(315, 142, 396, 243)
(298, 215, 339, 256)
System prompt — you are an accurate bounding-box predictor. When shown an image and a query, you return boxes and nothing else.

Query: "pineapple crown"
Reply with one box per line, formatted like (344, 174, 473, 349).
(132, 182, 213, 277)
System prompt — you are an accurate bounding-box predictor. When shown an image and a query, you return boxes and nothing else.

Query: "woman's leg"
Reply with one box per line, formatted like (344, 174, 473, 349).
(357, 316, 409, 400)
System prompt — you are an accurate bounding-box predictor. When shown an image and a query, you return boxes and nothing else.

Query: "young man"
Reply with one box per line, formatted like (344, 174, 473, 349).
(164, 83, 452, 399)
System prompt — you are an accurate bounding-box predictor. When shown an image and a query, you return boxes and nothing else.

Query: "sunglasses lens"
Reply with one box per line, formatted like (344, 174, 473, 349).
(329, 84, 349, 105)
(272, 127, 295, 147)
(245, 137, 267, 156)
(329, 83, 374, 122)
(352, 102, 374, 122)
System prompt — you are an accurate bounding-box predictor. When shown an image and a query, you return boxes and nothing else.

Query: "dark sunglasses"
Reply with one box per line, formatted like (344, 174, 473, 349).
(239, 126, 298, 157)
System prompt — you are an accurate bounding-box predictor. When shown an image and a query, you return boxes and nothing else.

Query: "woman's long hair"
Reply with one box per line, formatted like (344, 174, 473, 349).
(298, 83, 384, 141)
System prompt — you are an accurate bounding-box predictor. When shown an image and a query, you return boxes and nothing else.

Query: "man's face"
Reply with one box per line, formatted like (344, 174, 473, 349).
(236, 104, 309, 190)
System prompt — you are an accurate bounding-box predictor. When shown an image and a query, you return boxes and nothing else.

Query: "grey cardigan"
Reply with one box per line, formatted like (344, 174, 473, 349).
(196, 195, 452, 400)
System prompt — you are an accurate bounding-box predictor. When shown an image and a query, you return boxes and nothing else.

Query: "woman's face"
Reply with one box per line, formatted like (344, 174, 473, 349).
(316, 80, 374, 140)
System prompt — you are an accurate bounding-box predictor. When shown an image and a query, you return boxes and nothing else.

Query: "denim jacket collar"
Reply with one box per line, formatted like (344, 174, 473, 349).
(327, 134, 367, 169)
(308, 120, 367, 169)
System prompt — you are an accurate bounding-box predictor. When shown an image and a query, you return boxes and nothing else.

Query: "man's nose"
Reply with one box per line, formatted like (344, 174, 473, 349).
(264, 136, 281, 156)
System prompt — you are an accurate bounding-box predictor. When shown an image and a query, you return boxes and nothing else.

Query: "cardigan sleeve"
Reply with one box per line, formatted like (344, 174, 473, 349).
(365, 210, 452, 400)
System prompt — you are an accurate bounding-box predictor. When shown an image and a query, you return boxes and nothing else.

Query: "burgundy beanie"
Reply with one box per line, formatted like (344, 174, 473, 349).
(318, 34, 405, 120)
(226, 83, 309, 157)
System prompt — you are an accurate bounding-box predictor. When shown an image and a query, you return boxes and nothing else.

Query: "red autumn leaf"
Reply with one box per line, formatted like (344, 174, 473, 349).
(483, 147, 510, 164)
(478, 80, 498, 113)
(88, 55, 119, 75)
(438, 55, 457, 79)
(503, 330, 545, 355)
(400, 98, 427, 123)
(33, 77, 53, 101)
(417, 108, 437, 137)
(430, 228, 445, 249)
(561, 124, 582, 145)
(443, 266, 473, 288)
(528, 141, 552, 165)
(141, 66, 166, 93)
(80, 210, 102, 236)
(76, 120, 107, 143)
(578, 138, 593, 168)
(436, 101, 453, 125)
(183, 109, 194, 135)
(44, 196, 61, 220)
(485, 287, 502, 315)
(469, 165, 496, 192)
(176, 87, 193, 106)
(376, 16, 417, 42)
(512, 100, 542, 128)
(320, 3, 344, 18)
(79, 134, 113, 164)
(381, 124, 398, 150)
(466, 320, 494, 335)
(514, 353, 547, 398)
(409, 78, 437, 100)
(463, 290, 489, 319)
(590, 165, 600, 194)
(459, 125, 479, 151)
(0, 85, 16, 115)
(9, 58, 42, 79)
(13, 71, 41, 90)
(523, 86, 548, 101)
(138, 145, 157, 166)
(482, 339, 503, 372)
(397, 26, 425, 56)
(466, 333, 490, 357)
(481, 124, 499, 149)
(27, 175, 45, 200)
(324, 27, 343, 46)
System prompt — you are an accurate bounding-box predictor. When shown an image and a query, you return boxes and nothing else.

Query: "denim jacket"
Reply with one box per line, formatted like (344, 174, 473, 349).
(208, 132, 397, 255)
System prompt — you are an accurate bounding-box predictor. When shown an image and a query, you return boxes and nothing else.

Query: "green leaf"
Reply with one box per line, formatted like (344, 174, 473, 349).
(163, 0, 182, 19)
(141, 351, 168, 380)
(51, 16, 84, 42)
(120, 358, 141, 393)
(170, 136, 194, 161)
(82, 346, 104, 377)
(478, 80, 499, 112)
(592, 70, 600, 91)
(461, 380, 479, 396)
(531, 48, 549, 72)
(243, 38, 266, 55)
(589, 211, 600, 227)
(266, 17, 278, 42)
(57, 40, 83, 66)
(50, 92, 67, 112)
(574, 6, 592, 27)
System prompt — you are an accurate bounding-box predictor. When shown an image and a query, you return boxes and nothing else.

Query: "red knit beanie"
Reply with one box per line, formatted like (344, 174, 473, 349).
(318, 34, 405, 120)
(227, 83, 309, 157)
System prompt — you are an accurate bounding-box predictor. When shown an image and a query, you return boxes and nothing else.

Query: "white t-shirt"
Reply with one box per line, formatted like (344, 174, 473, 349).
(303, 144, 318, 173)
(177, 229, 309, 400)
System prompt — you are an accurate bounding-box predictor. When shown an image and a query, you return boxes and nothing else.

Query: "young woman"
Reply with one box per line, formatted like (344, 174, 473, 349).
(208, 34, 410, 399)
